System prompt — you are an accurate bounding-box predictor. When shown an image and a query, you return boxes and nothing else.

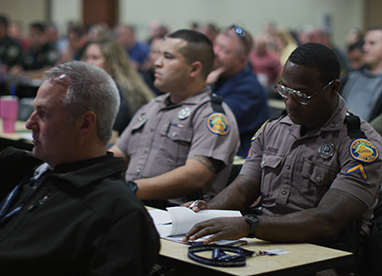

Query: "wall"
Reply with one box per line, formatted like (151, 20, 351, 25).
(1, 0, 364, 47)
(119, 0, 364, 47)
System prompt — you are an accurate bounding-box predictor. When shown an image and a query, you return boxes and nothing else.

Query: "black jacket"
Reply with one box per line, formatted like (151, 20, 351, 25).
(0, 147, 160, 276)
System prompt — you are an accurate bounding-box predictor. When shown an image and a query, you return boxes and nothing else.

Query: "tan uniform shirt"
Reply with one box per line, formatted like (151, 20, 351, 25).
(241, 95, 382, 233)
(116, 86, 239, 205)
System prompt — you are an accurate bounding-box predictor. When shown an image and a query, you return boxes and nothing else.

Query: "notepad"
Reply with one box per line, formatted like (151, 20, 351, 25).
(148, 206, 242, 244)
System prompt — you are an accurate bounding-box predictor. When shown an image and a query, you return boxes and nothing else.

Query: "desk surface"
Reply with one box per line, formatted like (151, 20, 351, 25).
(159, 238, 353, 276)
(0, 119, 31, 141)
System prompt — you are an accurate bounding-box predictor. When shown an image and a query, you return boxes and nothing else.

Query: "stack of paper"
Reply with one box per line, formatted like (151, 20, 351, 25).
(148, 206, 242, 244)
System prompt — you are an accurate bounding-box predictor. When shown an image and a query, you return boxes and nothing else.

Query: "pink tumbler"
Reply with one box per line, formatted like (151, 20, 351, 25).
(0, 96, 18, 133)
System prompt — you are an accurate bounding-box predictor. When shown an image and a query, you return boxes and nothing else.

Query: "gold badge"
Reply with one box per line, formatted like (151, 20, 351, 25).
(349, 139, 379, 163)
(206, 113, 230, 136)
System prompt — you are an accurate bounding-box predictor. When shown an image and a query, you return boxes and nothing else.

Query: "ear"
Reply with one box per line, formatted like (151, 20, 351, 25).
(330, 79, 341, 96)
(189, 61, 203, 78)
(78, 111, 97, 137)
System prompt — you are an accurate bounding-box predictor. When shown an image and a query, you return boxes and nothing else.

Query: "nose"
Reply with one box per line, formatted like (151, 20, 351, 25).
(25, 111, 38, 131)
(154, 55, 163, 68)
(284, 94, 301, 109)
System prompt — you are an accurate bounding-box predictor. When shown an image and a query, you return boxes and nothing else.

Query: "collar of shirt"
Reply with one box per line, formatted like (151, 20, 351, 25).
(53, 153, 113, 174)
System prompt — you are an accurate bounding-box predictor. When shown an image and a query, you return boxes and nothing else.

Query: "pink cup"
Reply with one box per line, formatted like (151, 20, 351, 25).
(0, 96, 18, 133)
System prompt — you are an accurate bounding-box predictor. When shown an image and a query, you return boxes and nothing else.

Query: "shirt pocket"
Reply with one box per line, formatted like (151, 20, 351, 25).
(158, 122, 193, 165)
(127, 118, 148, 155)
(301, 158, 337, 186)
(260, 153, 284, 197)
(300, 158, 338, 207)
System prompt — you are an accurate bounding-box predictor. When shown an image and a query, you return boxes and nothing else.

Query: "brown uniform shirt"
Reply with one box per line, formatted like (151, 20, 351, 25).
(241, 95, 382, 233)
(116, 86, 239, 205)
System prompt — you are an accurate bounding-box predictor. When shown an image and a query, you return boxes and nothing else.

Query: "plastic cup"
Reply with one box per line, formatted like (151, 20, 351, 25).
(0, 96, 18, 133)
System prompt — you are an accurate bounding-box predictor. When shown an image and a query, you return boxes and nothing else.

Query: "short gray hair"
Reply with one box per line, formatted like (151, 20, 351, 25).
(43, 61, 120, 142)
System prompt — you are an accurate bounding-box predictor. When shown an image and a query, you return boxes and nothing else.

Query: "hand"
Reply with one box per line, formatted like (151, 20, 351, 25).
(182, 216, 250, 244)
(206, 67, 226, 85)
(181, 200, 208, 212)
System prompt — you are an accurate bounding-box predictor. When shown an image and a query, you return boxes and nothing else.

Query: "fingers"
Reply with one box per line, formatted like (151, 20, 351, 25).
(183, 220, 221, 243)
(183, 217, 246, 244)
(181, 200, 208, 212)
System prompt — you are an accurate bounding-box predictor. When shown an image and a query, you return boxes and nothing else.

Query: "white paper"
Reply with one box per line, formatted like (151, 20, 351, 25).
(149, 206, 242, 237)
(148, 209, 172, 225)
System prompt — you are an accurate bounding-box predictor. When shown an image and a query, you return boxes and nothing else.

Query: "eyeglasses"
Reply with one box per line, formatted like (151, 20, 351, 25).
(274, 80, 335, 105)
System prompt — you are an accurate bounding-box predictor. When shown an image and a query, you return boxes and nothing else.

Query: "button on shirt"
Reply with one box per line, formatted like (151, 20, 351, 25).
(116, 86, 240, 204)
(240, 95, 382, 233)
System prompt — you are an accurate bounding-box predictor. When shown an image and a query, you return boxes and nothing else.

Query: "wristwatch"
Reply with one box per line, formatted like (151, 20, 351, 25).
(127, 180, 138, 194)
(244, 214, 260, 238)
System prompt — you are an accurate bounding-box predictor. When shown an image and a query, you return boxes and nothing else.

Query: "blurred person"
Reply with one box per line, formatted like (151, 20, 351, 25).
(7, 20, 30, 51)
(345, 28, 363, 48)
(146, 20, 169, 45)
(57, 26, 87, 64)
(208, 25, 269, 157)
(0, 61, 160, 275)
(9, 22, 60, 78)
(341, 27, 382, 122)
(198, 23, 218, 43)
(109, 29, 239, 209)
(87, 23, 111, 41)
(347, 40, 365, 70)
(305, 27, 349, 76)
(274, 28, 298, 66)
(141, 36, 164, 95)
(114, 25, 150, 71)
(0, 15, 23, 72)
(249, 34, 283, 88)
(83, 39, 155, 134)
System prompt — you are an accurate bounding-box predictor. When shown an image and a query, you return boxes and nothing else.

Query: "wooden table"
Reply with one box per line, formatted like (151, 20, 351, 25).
(0, 119, 33, 151)
(158, 238, 353, 276)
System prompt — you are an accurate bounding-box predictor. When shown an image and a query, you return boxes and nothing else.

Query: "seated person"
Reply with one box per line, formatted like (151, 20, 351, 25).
(110, 30, 239, 209)
(0, 61, 160, 275)
(183, 43, 382, 275)
(9, 22, 60, 79)
(340, 27, 382, 122)
(83, 39, 155, 134)
(208, 25, 269, 157)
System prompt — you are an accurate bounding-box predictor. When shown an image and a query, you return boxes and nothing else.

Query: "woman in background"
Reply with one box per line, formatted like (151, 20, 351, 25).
(83, 39, 155, 134)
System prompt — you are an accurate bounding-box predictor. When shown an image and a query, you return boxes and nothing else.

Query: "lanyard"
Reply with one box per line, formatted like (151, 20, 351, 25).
(0, 176, 33, 221)
(0, 163, 51, 222)
(188, 244, 255, 267)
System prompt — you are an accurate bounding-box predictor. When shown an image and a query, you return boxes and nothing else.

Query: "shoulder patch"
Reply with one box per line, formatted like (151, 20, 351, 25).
(251, 120, 268, 141)
(349, 138, 379, 163)
(206, 113, 230, 136)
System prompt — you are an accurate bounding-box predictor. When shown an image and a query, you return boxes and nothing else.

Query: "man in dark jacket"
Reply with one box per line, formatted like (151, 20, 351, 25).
(0, 61, 160, 276)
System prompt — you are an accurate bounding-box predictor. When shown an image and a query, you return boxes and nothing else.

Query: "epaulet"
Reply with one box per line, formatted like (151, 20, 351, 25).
(210, 93, 225, 114)
(344, 112, 367, 139)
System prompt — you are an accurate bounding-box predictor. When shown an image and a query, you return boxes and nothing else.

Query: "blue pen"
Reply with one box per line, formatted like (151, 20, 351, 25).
(10, 83, 16, 98)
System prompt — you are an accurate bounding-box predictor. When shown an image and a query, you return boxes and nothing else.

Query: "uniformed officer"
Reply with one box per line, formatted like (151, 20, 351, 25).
(183, 43, 382, 273)
(0, 15, 23, 71)
(9, 22, 59, 79)
(110, 29, 239, 209)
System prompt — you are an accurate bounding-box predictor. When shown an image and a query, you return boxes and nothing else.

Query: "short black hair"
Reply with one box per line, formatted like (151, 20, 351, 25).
(287, 43, 340, 84)
(348, 40, 364, 53)
(30, 22, 45, 33)
(167, 29, 214, 79)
